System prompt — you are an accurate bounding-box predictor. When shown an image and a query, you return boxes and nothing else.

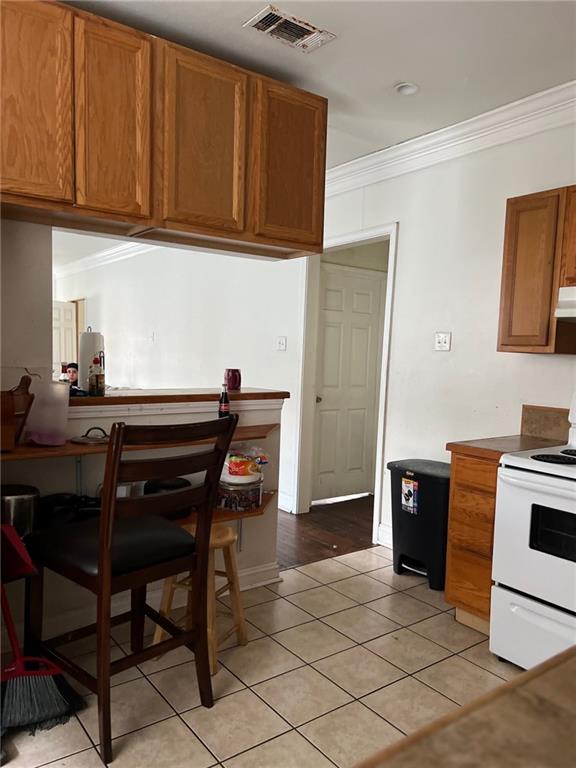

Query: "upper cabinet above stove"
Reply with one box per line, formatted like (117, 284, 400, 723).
(0, 1, 327, 257)
(497, 185, 576, 354)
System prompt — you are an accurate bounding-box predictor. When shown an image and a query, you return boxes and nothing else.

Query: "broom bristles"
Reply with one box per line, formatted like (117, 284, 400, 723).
(1, 673, 84, 734)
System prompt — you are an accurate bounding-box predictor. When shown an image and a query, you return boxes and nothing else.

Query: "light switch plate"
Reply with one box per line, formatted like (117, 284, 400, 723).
(434, 332, 452, 351)
(276, 336, 287, 351)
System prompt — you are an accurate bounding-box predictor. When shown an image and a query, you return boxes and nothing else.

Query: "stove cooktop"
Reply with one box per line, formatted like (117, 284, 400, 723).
(500, 444, 576, 480)
(532, 453, 576, 465)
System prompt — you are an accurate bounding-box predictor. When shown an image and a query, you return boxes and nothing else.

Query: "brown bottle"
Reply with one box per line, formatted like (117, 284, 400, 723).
(218, 383, 230, 418)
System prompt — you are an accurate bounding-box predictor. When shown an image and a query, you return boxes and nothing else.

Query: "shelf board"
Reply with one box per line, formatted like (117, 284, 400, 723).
(1, 423, 280, 462)
(213, 490, 277, 523)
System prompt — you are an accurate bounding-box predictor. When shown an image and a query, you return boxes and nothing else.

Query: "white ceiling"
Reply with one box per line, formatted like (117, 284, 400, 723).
(52, 231, 125, 267)
(69, 0, 576, 167)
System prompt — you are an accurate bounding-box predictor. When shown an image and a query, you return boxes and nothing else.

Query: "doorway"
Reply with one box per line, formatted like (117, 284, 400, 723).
(293, 222, 398, 551)
(312, 260, 386, 503)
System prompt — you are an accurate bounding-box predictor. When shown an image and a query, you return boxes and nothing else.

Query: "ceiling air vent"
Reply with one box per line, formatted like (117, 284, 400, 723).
(243, 5, 336, 53)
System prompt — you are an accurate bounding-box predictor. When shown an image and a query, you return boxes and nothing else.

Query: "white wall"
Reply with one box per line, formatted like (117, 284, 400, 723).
(323, 122, 576, 543)
(1, 220, 53, 387)
(55, 248, 307, 512)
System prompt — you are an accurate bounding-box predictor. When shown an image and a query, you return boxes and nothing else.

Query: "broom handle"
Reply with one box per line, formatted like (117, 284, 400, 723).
(1, 584, 23, 662)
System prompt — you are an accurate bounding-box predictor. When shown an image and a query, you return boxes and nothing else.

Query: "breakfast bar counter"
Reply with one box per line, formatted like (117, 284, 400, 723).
(2, 387, 288, 636)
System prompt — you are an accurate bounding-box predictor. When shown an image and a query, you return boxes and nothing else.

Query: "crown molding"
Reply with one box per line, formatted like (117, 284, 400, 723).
(326, 81, 576, 198)
(53, 241, 160, 279)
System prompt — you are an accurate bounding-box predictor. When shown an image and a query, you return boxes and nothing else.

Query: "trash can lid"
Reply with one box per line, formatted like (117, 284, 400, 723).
(386, 459, 450, 480)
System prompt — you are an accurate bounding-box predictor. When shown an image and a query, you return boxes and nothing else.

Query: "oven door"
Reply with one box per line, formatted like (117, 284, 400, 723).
(493, 467, 576, 613)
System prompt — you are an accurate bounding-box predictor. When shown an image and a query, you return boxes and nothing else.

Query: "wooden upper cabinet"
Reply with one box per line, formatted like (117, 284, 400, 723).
(74, 16, 151, 216)
(561, 185, 576, 287)
(498, 188, 564, 352)
(162, 44, 247, 232)
(251, 79, 327, 247)
(0, 1, 73, 201)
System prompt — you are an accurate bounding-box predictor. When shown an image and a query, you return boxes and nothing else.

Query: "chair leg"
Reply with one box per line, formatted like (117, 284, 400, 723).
(223, 542, 247, 646)
(96, 592, 113, 764)
(153, 576, 176, 647)
(206, 550, 218, 676)
(190, 567, 214, 708)
(130, 586, 146, 653)
(24, 566, 44, 655)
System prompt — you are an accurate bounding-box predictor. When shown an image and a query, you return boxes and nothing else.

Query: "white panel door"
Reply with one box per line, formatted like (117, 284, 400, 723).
(312, 264, 385, 500)
(53, 300, 77, 373)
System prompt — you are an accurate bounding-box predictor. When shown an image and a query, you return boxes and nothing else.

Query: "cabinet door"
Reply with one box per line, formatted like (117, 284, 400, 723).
(561, 186, 576, 287)
(0, 1, 73, 201)
(163, 44, 247, 232)
(252, 79, 327, 246)
(445, 546, 492, 618)
(497, 190, 563, 350)
(74, 16, 151, 216)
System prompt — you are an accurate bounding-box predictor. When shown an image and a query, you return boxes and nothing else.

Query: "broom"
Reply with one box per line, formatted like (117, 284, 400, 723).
(0, 524, 85, 733)
(2, 576, 83, 733)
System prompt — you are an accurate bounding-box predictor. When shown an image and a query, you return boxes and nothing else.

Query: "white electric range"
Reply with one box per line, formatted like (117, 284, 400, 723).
(490, 398, 576, 669)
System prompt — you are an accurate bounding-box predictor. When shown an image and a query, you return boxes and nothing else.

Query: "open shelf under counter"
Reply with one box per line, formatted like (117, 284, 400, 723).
(1, 423, 280, 462)
(213, 490, 277, 524)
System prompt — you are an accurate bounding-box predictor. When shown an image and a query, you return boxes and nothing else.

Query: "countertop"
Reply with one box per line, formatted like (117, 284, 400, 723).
(445, 434, 561, 461)
(69, 387, 290, 407)
(355, 645, 576, 768)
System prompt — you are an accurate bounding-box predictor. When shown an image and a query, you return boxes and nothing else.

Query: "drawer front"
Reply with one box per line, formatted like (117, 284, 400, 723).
(452, 454, 498, 493)
(445, 545, 492, 618)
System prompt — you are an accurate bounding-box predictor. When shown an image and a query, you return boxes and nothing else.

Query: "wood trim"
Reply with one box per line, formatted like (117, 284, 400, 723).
(561, 184, 576, 286)
(0, 1, 74, 202)
(1, 423, 280, 462)
(74, 15, 151, 216)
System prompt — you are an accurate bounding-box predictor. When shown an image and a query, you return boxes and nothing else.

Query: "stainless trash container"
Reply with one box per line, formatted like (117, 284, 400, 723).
(1, 484, 39, 536)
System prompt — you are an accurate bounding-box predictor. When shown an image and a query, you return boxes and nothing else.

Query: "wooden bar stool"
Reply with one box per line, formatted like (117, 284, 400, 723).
(154, 522, 247, 674)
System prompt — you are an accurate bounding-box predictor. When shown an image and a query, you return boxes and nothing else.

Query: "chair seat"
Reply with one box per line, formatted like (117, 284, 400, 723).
(26, 516, 196, 578)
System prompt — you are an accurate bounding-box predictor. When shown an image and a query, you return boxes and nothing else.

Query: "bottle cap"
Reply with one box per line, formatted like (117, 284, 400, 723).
(92, 356, 100, 364)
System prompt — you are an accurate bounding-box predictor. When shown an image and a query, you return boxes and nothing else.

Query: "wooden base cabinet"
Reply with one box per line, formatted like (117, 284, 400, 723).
(445, 453, 498, 620)
(498, 186, 576, 354)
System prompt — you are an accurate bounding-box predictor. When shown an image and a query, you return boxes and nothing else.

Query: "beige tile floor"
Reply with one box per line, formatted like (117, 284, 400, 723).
(5, 546, 522, 768)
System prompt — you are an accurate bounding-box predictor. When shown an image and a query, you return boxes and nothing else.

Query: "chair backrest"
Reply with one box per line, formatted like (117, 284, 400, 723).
(98, 415, 238, 576)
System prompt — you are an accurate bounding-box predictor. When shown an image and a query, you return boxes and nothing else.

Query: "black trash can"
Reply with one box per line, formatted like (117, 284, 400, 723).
(387, 459, 451, 590)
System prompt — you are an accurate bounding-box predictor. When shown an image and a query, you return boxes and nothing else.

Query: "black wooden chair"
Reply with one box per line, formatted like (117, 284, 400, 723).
(24, 415, 238, 763)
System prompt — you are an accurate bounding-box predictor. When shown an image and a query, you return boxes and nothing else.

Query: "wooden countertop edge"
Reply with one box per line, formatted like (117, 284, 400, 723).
(354, 645, 576, 768)
(69, 390, 290, 406)
(445, 434, 561, 461)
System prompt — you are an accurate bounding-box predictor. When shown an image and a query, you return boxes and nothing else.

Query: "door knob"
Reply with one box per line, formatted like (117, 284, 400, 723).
(316, 396, 322, 403)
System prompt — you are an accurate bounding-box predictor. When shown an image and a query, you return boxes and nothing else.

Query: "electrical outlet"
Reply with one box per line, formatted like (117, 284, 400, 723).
(434, 332, 452, 351)
(276, 336, 287, 351)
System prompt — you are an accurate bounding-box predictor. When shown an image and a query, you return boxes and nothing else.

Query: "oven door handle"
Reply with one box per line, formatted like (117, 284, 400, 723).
(498, 469, 576, 502)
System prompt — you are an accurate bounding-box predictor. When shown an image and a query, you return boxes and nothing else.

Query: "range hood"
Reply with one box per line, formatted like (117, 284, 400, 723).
(555, 287, 576, 321)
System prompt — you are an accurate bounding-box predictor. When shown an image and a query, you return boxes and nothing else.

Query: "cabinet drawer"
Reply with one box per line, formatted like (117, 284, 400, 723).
(452, 455, 498, 493)
(445, 546, 492, 618)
